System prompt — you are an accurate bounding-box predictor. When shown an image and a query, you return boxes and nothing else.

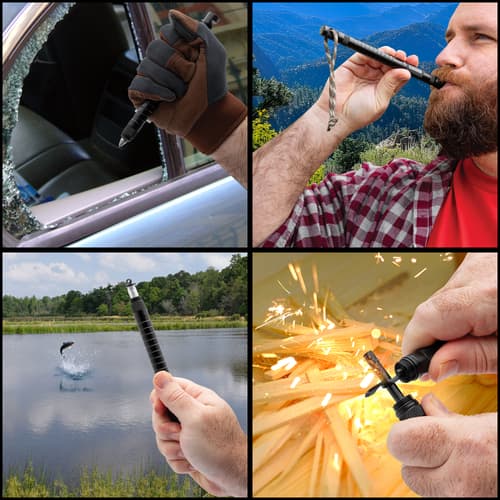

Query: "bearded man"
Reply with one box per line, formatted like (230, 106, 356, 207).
(253, 3, 497, 247)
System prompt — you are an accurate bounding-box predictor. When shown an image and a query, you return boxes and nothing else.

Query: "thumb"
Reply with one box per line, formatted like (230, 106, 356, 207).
(421, 393, 453, 417)
(154, 371, 200, 420)
(168, 9, 198, 40)
(428, 335, 498, 381)
(377, 68, 411, 103)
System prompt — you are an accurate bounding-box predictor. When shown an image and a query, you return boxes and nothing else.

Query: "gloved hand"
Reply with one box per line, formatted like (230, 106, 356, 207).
(128, 10, 247, 154)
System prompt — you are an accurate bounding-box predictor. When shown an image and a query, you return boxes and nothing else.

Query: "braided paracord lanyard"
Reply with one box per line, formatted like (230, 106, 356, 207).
(323, 28, 339, 131)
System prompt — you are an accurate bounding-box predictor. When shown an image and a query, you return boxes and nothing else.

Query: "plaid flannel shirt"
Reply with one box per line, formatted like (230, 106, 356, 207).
(261, 155, 457, 248)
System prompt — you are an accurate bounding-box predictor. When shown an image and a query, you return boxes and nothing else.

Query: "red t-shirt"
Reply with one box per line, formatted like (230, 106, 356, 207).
(427, 158, 497, 247)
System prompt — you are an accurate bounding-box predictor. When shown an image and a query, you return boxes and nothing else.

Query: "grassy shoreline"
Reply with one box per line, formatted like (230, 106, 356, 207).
(3, 462, 209, 497)
(2, 316, 247, 334)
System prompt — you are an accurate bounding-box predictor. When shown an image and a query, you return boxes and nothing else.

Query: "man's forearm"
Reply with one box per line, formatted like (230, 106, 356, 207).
(211, 117, 247, 189)
(252, 104, 350, 246)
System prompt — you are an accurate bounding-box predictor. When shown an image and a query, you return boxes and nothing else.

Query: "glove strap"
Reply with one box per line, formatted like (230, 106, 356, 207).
(186, 92, 247, 155)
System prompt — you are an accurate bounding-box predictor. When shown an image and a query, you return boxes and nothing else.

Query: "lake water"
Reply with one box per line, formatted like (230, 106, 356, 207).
(2, 328, 247, 488)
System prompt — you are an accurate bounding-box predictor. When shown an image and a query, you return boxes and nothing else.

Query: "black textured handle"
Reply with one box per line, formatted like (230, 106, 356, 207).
(395, 340, 446, 382)
(132, 302, 168, 372)
(320, 25, 444, 88)
(394, 395, 426, 420)
(130, 296, 179, 423)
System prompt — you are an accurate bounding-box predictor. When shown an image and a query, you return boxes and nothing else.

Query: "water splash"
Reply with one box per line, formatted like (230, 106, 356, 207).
(57, 350, 92, 381)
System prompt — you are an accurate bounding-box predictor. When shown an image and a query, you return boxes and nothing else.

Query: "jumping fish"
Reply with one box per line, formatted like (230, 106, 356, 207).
(60, 341, 74, 355)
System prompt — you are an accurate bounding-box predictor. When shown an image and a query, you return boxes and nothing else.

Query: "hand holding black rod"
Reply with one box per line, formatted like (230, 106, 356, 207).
(126, 279, 179, 423)
(118, 11, 219, 148)
(320, 26, 445, 89)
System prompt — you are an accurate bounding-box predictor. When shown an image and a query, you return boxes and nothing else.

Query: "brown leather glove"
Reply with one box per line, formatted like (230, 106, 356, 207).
(128, 10, 247, 154)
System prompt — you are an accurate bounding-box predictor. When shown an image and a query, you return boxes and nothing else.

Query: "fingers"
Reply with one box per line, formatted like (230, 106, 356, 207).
(135, 60, 185, 98)
(351, 45, 418, 70)
(153, 371, 201, 422)
(145, 39, 196, 82)
(387, 415, 453, 468)
(427, 335, 498, 381)
(168, 9, 199, 39)
(367, 46, 413, 102)
(403, 253, 498, 358)
(420, 393, 453, 417)
(403, 286, 498, 356)
(151, 393, 181, 433)
(155, 435, 194, 474)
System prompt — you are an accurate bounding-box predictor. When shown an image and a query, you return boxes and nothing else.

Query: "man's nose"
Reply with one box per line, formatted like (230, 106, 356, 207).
(435, 40, 464, 68)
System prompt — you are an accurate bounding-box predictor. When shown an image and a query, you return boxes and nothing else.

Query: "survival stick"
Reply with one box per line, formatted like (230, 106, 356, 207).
(320, 26, 445, 89)
(126, 279, 179, 423)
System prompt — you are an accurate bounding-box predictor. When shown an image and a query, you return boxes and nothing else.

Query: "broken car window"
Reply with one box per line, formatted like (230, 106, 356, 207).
(3, 3, 74, 238)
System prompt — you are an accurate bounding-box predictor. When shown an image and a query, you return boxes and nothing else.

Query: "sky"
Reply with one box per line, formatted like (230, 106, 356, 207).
(2, 252, 245, 298)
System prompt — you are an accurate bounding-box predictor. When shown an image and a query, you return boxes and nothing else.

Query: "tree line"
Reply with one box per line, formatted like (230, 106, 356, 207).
(3, 255, 247, 319)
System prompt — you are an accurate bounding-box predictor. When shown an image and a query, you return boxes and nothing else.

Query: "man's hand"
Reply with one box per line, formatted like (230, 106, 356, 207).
(150, 371, 247, 497)
(315, 47, 418, 135)
(403, 253, 498, 381)
(128, 10, 246, 154)
(387, 393, 497, 497)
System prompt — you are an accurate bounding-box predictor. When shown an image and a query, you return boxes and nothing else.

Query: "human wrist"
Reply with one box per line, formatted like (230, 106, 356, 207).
(310, 101, 353, 140)
(186, 92, 247, 154)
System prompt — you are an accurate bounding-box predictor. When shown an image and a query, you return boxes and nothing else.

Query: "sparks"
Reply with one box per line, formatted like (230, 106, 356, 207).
(321, 392, 332, 407)
(374, 252, 384, 264)
(295, 265, 307, 295)
(413, 267, 428, 279)
(371, 328, 381, 339)
(332, 452, 341, 471)
(276, 279, 291, 294)
(353, 417, 362, 431)
(271, 356, 297, 371)
(312, 263, 319, 293)
(288, 262, 298, 281)
(441, 253, 454, 262)
(290, 376, 301, 389)
(255, 302, 303, 330)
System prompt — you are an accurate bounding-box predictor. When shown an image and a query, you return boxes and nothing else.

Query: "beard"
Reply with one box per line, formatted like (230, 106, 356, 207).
(424, 66, 498, 159)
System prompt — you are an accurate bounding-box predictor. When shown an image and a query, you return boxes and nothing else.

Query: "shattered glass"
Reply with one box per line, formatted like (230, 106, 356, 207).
(3, 3, 75, 239)
(124, 2, 168, 181)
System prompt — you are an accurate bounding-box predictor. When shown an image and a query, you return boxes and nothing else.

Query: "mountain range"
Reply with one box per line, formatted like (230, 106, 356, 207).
(253, 2, 458, 78)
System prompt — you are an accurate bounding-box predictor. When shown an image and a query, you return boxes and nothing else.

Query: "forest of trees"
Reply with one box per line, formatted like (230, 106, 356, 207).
(3, 255, 247, 319)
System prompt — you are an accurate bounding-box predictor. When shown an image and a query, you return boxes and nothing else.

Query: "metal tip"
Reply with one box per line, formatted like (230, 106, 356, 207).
(118, 138, 128, 148)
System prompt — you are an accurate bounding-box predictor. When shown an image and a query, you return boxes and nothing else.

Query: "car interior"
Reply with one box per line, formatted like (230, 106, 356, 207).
(10, 3, 162, 205)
